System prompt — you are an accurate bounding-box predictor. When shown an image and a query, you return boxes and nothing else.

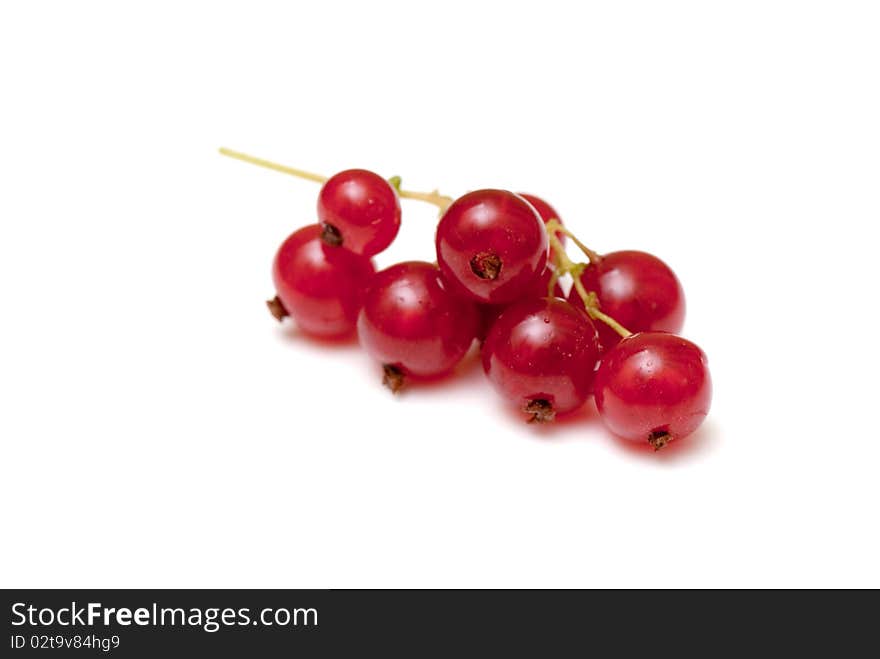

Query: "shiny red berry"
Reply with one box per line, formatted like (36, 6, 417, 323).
(569, 250, 685, 351)
(482, 297, 600, 422)
(270, 225, 375, 338)
(593, 332, 711, 450)
(476, 267, 565, 342)
(357, 261, 479, 390)
(518, 193, 566, 262)
(435, 190, 549, 304)
(317, 169, 401, 256)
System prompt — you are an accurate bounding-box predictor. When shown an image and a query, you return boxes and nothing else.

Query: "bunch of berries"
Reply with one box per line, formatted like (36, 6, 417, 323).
(222, 148, 712, 451)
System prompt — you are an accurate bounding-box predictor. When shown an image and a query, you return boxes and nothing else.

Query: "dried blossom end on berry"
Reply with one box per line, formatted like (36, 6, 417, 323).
(470, 251, 502, 280)
(648, 429, 673, 451)
(382, 364, 406, 394)
(525, 399, 556, 423)
(320, 223, 344, 247)
(266, 296, 289, 322)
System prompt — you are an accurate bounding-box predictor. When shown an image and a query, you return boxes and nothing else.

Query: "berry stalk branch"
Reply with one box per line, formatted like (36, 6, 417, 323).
(219, 148, 454, 212)
(544, 220, 631, 338)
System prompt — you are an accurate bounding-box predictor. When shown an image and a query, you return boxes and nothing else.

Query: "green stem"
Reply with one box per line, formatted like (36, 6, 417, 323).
(570, 277, 631, 339)
(546, 219, 601, 264)
(396, 187, 454, 213)
(544, 222, 631, 338)
(219, 148, 453, 212)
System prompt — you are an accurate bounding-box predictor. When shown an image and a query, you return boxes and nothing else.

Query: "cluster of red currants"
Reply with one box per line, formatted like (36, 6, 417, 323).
(222, 149, 712, 451)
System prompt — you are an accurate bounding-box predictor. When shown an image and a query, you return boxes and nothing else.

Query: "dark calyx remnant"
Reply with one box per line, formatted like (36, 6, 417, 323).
(266, 295, 289, 322)
(524, 399, 556, 423)
(648, 429, 673, 451)
(470, 251, 502, 280)
(320, 222, 344, 247)
(382, 364, 405, 393)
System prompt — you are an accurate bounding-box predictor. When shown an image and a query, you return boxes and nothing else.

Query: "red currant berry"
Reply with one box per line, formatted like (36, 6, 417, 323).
(518, 193, 566, 262)
(270, 225, 375, 338)
(593, 332, 712, 450)
(317, 169, 401, 256)
(476, 267, 565, 342)
(357, 261, 479, 390)
(482, 297, 600, 422)
(569, 250, 685, 351)
(435, 190, 549, 304)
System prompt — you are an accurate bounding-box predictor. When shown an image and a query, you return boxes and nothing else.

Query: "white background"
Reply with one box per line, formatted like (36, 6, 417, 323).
(1, 1, 878, 588)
